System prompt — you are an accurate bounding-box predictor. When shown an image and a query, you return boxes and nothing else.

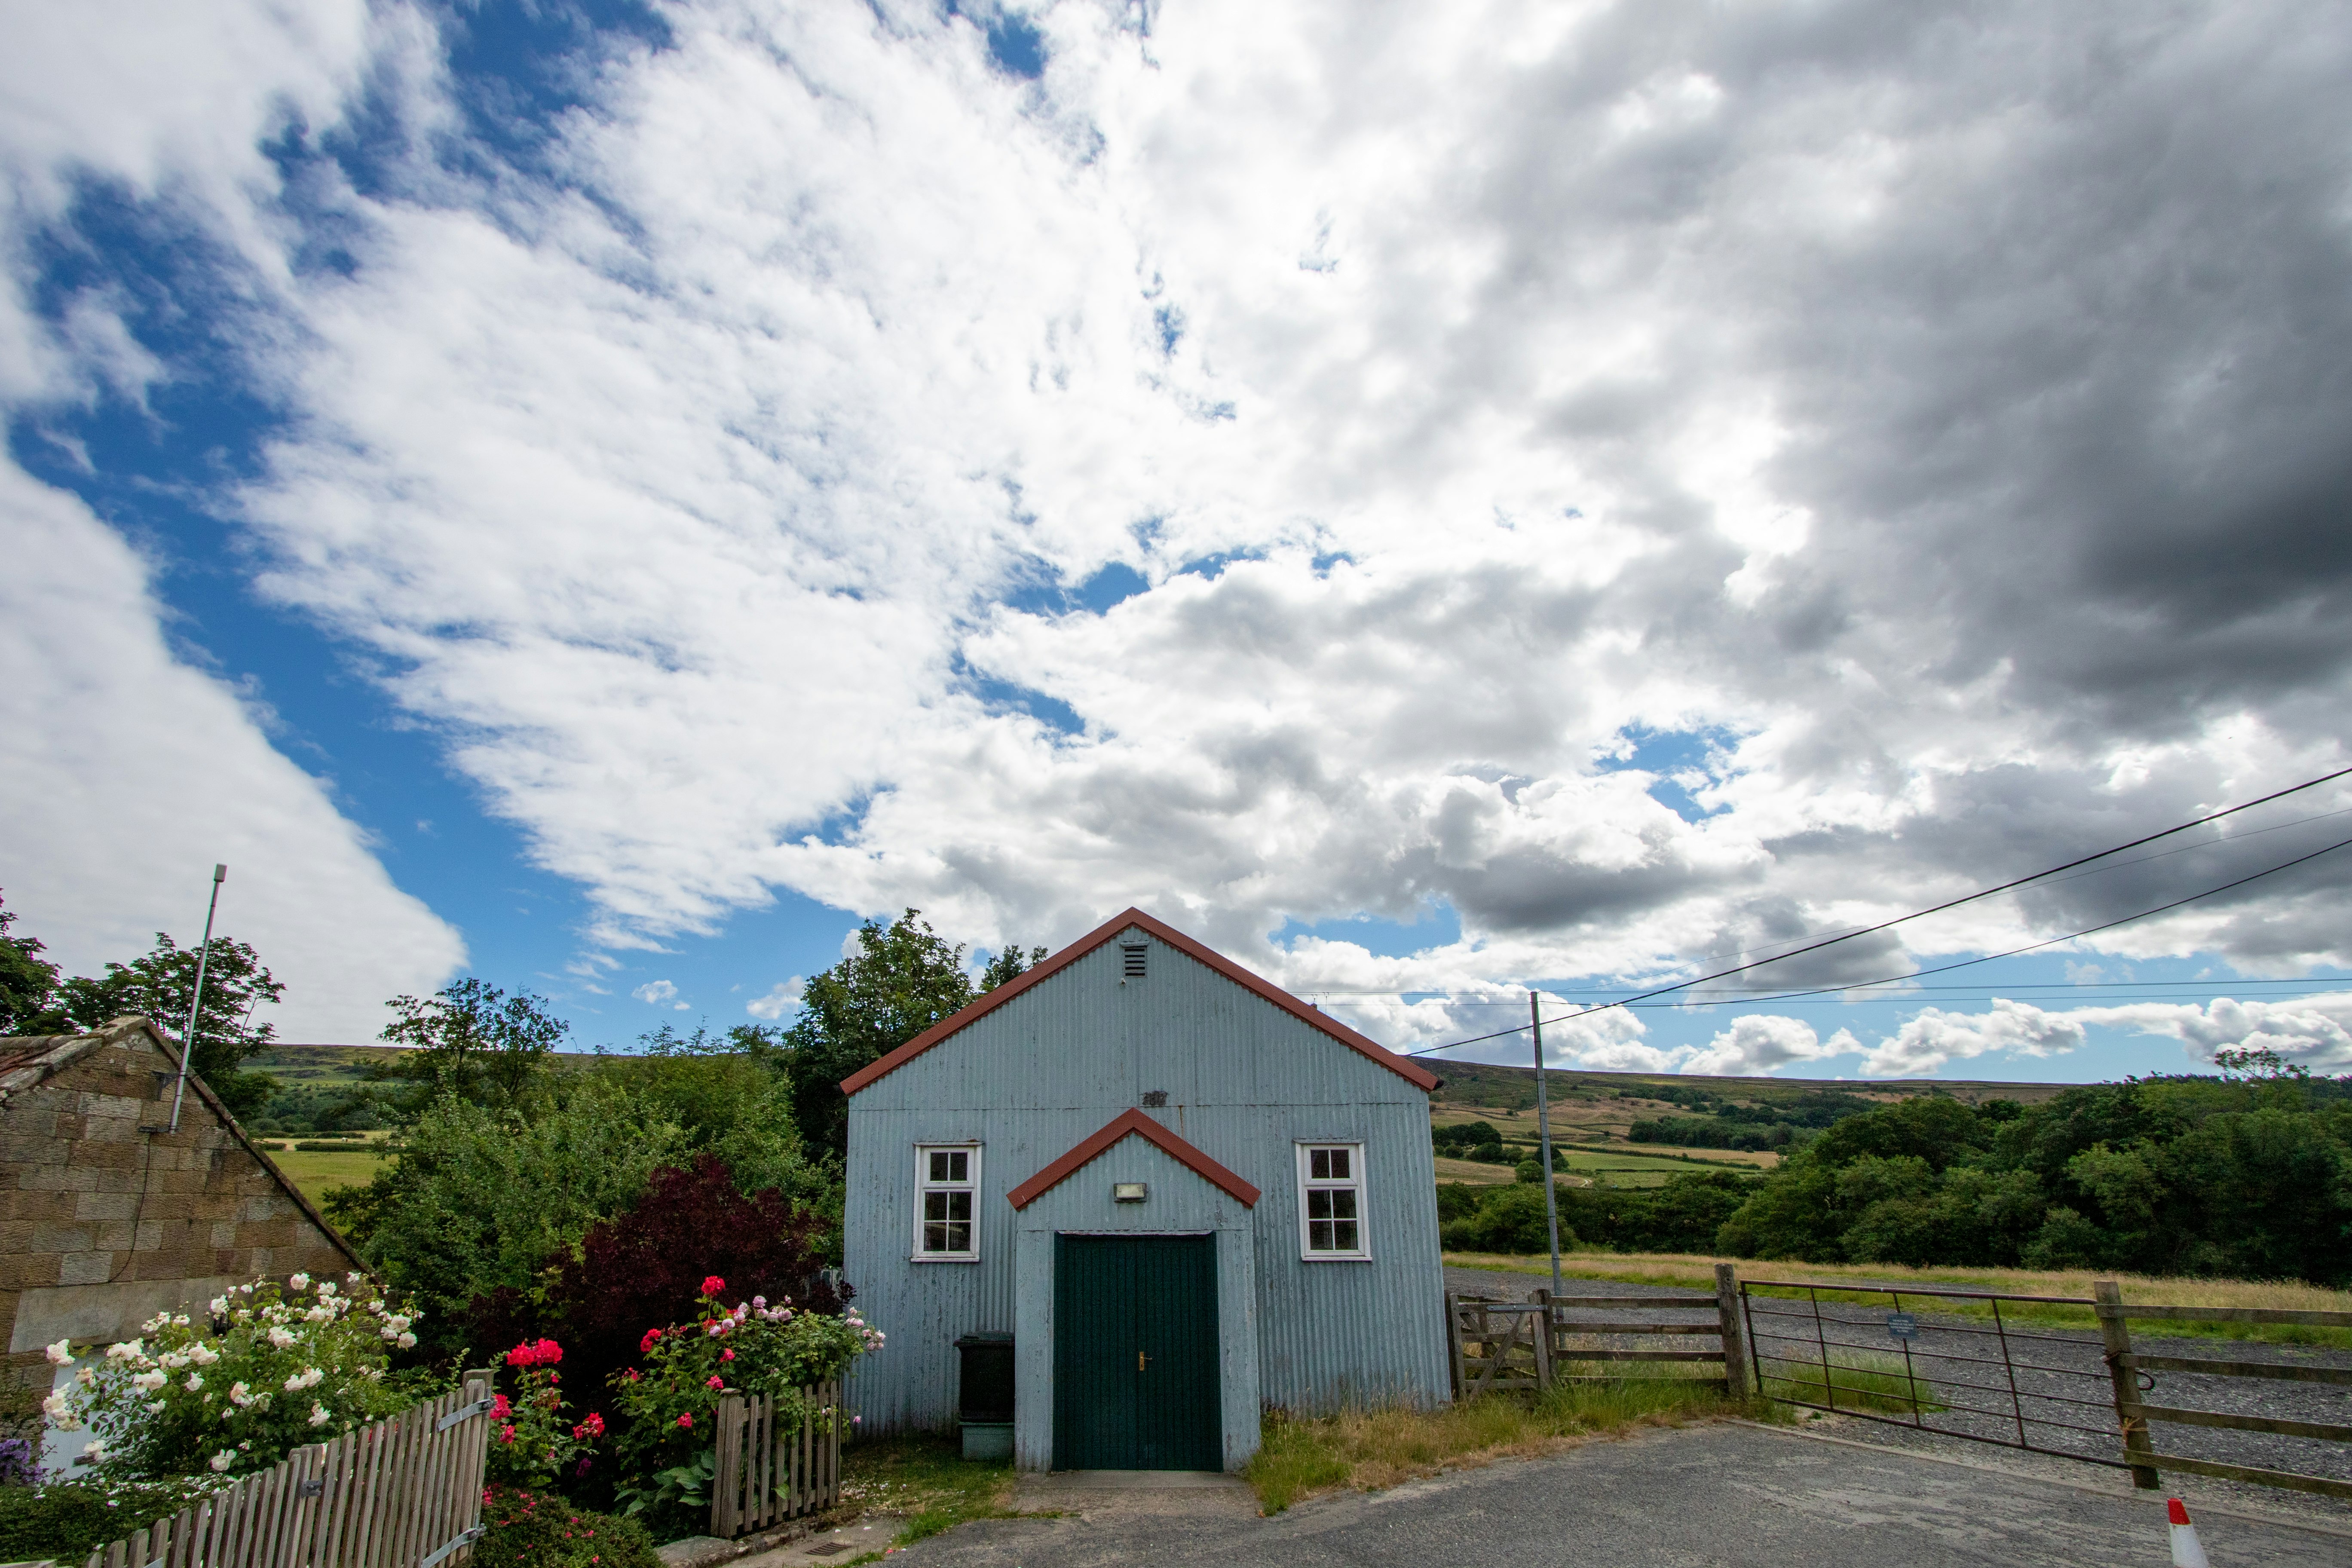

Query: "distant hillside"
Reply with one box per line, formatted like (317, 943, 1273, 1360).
(249, 1043, 605, 1089)
(1424, 1058, 2074, 1111)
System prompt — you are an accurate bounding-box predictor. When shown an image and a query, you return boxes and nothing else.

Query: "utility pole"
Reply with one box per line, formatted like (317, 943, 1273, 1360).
(1531, 989, 1562, 1296)
(167, 864, 227, 1133)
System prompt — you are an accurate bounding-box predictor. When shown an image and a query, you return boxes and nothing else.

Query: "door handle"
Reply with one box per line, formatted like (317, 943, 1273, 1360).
(1138, 1352, 1150, 1371)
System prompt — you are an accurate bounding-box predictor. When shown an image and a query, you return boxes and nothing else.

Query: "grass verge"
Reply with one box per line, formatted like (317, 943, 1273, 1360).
(1442, 1250, 2352, 1346)
(1243, 1375, 1745, 1515)
(1755, 1351, 1942, 1415)
(838, 1435, 1020, 1550)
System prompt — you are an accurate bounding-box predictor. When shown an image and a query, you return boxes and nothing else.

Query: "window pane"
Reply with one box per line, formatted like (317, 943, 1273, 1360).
(946, 1150, 968, 1182)
(1308, 1220, 1334, 1250)
(1333, 1220, 1359, 1252)
(1310, 1148, 1331, 1180)
(1306, 1190, 1332, 1220)
(925, 1191, 948, 1221)
(946, 1191, 971, 1222)
(924, 1222, 949, 1251)
(946, 1222, 971, 1252)
(928, 1151, 950, 1182)
(1327, 1148, 1351, 1180)
(1329, 1189, 1357, 1219)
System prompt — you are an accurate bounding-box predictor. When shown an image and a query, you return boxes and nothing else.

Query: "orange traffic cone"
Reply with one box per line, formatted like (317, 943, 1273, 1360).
(2167, 1498, 2210, 1568)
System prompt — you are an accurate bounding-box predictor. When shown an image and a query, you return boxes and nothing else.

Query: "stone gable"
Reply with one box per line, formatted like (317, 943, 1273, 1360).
(0, 1017, 363, 1444)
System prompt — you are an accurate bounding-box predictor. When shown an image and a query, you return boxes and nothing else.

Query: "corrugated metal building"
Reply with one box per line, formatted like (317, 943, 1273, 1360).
(840, 909, 1449, 1472)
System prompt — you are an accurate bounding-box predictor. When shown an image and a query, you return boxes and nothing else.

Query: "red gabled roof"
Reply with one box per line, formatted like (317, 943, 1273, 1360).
(1006, 1107, 1260, 1210)
(838, 907, 1441, 1096)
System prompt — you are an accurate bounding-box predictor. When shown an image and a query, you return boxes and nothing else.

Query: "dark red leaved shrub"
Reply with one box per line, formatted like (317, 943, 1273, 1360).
(542, 1155, 847, 1422)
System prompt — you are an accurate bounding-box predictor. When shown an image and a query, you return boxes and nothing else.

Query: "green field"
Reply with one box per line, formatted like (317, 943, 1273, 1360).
(258, 1141, 391, 1210)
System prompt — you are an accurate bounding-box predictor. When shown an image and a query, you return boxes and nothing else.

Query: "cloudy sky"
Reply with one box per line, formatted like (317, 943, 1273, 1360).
(7, 0, 2352, 1082)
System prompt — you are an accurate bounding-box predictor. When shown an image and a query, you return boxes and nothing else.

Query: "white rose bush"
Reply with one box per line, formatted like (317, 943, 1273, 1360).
(43, 1274, 425, 1480)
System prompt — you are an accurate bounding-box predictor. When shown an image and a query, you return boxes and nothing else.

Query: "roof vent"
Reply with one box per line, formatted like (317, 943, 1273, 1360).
(1122, 943, 1148, 978)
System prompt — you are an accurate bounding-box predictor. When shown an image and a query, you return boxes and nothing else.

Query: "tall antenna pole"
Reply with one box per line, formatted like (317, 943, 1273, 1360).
(1531, 989, 1562, 1296)
(167, 864, 227, 1133)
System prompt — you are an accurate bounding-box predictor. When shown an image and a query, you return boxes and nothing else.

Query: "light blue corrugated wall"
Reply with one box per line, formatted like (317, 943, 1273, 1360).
(841, 926, 1449, 1439)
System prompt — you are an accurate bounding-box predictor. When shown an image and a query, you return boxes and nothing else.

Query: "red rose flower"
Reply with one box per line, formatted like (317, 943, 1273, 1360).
(701, 1275, 726, 1297)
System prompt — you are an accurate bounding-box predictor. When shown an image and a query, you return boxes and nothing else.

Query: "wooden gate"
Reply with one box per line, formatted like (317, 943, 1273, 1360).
(82, 1370, 495, 1568)
(1448, 1265, 1750, 1397)
(709, 1383, 844, 1537)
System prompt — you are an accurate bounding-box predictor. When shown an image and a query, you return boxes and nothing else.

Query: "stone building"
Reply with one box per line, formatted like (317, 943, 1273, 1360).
(0, 1016, 362, 1461)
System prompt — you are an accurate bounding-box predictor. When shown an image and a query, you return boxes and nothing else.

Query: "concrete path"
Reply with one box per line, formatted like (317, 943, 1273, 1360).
(879, 1420, 2352, 1567)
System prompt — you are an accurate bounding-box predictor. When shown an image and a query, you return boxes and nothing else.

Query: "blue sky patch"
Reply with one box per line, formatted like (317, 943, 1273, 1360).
(1596, 724, 1738, 823)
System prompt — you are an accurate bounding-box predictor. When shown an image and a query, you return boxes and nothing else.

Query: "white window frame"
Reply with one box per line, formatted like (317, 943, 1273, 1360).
(913, 1143, 982, 1262)
(1295, 1141, 1370, 1261)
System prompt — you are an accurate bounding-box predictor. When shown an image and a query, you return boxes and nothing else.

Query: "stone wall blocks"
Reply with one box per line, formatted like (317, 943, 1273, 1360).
(30, 1223, 97, 1255)
(58, 1251, 114, 1287)
(0, 1254, 62, 1291)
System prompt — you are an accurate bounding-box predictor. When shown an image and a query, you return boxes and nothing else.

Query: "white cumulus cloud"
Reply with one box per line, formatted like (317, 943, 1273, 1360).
(745, 978, 805, 1021)
(0, 466, 464, 1039)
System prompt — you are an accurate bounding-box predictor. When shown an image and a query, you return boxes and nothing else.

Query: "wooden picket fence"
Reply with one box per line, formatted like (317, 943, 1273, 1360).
(1447, 1265, 1752, 1397)
(708, 1381, 842, 1538)
(81, 1370, 496, 1568)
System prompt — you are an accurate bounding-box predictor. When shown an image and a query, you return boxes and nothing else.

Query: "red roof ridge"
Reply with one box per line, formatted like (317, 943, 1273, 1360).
(838, 906, 1440, 1096)
(1006, 1107, 1261, 1210)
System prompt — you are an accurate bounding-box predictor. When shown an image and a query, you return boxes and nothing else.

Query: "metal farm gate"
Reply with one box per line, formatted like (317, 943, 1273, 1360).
(1737, 1277, 2352, 1502)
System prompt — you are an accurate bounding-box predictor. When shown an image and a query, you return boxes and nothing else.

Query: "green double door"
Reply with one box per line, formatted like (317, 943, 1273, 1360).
(1053, 1234, 1222, 1471)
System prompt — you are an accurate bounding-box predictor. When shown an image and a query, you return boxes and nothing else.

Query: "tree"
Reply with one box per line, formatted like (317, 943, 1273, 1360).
(52, 931, 284, 1114)
(371, 978, 569, 1117)
(0, 891, 68, 1035)
(979, 943, 1048, 992)
(781, 911, 982, 1157)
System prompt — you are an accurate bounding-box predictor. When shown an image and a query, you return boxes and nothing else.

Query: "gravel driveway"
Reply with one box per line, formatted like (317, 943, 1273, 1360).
(1443, 1262, 2352, 1519)
(874, 1420, 2351, 1568)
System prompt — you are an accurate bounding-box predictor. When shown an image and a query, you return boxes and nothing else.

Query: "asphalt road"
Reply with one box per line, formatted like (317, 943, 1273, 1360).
(870, 1421, 2350, 1568)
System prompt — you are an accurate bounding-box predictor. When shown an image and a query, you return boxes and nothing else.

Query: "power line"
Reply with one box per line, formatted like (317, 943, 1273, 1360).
(1647, 830, 2352, 1014)
(1333, 976, 2350, 1003)
(1630, 797, 2352, 977)
(1397, 768, 2352, 1059)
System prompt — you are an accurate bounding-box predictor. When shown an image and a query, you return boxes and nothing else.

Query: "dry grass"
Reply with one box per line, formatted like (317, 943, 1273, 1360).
(1606, 1141, 1781, 1169)
(1243, 1377, 1743, 1514)
(1433, 1156, 1520, 1185)
(1443, 1250, 2352, 1343)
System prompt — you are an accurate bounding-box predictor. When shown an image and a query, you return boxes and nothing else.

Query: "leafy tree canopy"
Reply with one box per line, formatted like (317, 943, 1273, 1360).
(40, 922, 284, 1115)
(0, 891, 67, 1035)
(1714, 1074, 2352, 1284)
(370, 977, 569, 1117)
(781, 911, 1042, 1156)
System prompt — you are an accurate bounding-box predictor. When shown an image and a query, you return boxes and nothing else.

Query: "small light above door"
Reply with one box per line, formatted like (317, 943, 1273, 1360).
(1112, 1182, 1148, 1203)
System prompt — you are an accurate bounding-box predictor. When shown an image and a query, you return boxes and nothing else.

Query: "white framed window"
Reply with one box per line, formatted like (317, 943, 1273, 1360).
(914, 1144, 981, 1261)
(1295, 1142, 1369, 1259)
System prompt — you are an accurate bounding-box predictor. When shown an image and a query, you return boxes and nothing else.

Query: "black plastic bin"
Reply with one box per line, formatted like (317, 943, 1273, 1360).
(956, 1332, 1014, 1460)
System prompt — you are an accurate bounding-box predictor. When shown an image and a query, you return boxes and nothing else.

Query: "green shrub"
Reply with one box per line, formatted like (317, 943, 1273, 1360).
(44, 1274, 426, 1480)
(0, 1479, 221, 1565)
(475, 1486, 657, 1568)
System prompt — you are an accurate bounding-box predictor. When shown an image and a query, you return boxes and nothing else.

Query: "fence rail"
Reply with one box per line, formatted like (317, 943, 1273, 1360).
(1446, 1265, 1750, 1397)
(82, 1370, 494, 1568)
(708, 1381, 842, 1538)
(2100, 1292, 2352, 1501)
(1740, 1275, 2352, 1504)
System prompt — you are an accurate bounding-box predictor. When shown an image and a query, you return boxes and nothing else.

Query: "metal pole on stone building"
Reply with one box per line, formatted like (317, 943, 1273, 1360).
(1531, 990, 1562, 1296)
(167, 864, 227, 1133)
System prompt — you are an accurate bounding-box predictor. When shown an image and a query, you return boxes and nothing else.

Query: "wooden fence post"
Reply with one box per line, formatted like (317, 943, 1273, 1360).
(1443, 1292, 1466, 1400)
(2093, 1280, 2161, 1490)
(1713, 1264, 1750, 1397)
(711, 1394, 744, 1538)
(1532, 1289, 1554, 1393)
